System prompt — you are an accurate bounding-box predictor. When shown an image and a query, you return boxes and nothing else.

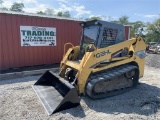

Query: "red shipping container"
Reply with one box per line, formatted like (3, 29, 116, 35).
(124, 25, 131, 40)
(0, 11, 82, 70)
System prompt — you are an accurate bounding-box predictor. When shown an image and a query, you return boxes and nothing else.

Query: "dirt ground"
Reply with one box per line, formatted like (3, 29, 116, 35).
(0, 54, 160, 120)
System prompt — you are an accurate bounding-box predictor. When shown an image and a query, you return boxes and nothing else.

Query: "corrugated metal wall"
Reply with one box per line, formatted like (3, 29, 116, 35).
(0, 13, 82, 70)
(124, 26, 130, 40)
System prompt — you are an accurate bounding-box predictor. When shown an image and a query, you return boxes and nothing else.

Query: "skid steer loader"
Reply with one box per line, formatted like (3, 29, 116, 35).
(33, 20, 146, 115)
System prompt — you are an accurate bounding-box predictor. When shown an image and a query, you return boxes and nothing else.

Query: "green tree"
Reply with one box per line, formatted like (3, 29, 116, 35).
(132, 21, 144, 30)
(0, 0, 3, 5)
(119, 15, 129, 24)
(62, 11, 71, 18)
(112, 16, 146, 38)
(130, 21, 145, 38)
(45, 8, 54, 16)
(112, 20, 119, 24)
(145, 18, 160, 42)
(10, 2, 24, 12)
(86, 16, 101, 21)
(0, 7, 8, 11)
(37, 11, 46, 15)
(57, 11, 63, 17)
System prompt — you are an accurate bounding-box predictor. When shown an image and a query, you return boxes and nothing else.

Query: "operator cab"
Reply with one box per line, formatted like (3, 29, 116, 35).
(79, 20, 125, 59)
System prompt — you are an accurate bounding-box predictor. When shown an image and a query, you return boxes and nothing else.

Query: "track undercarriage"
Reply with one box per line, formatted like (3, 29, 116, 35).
(86, 64, 139, 99)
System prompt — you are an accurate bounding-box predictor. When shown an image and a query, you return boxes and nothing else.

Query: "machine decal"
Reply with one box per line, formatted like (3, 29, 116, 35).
(95, 50, 111, 58)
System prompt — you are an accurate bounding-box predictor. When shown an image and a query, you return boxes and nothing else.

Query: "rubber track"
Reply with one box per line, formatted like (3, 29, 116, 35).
(86, 64, 139, 99)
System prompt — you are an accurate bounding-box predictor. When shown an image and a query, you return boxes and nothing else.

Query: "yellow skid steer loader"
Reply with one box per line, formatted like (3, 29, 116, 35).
(33, 20, 146, 115)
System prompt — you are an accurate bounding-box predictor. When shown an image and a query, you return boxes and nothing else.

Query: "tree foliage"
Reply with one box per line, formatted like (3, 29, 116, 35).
(0, 7, 8, 11)
(57, 11, 63, 17)
(0, 0, 3, 5)
(112, 20, 119, 24)
(86, 16, 101, 21)
(130, 21, 145, 38)
(145, 18, 160, 42)
(10, 2, 24, 12)
(57, 11, 71, 18)
(37, 8, 54, 16)
(62, 11, 71, 18)
(45, 8, 54, 15)
(0, 0, 8, 11)
(37, 11, 46, 15)
(119, 15, 129, 24)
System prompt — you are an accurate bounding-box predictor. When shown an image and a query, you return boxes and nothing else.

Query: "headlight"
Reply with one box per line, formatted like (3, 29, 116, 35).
(134, 50, 146, 59)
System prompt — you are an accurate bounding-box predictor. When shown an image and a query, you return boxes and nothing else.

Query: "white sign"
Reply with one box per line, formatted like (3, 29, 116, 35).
(20, 26, 56, 46)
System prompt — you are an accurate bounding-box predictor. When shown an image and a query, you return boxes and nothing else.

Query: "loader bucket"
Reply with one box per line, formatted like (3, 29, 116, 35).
(32, 70, 80, 115)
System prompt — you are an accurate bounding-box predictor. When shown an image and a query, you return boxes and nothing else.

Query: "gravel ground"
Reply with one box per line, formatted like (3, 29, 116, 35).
(145, 53, 160, 68)
(0, 54, 160, 120)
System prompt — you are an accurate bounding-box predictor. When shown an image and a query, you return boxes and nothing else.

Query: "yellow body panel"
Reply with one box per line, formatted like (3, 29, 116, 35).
(60, 37, 146, 94)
